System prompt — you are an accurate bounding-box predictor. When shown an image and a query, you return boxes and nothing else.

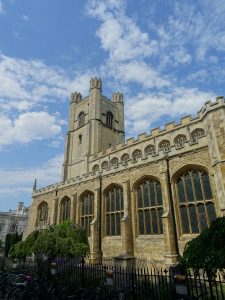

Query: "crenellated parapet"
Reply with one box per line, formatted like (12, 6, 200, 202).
(71, 92, 82, 104)
(90, 77, 102, 91)
(33, 96, 225, 196)
(112, 92, 123, 103)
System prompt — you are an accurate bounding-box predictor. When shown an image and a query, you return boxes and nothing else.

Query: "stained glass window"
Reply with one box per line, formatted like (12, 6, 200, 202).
(176, 169, 216, 234)
(81, 193, 94, 237)
(38, 202, 48, 224)
(61, 197, 71, 222)
(105, 186, 124, 236)
(136, 178, 163, 235)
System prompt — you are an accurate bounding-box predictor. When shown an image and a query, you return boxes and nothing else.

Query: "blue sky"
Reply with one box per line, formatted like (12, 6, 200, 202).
(0, 0, 225, 211)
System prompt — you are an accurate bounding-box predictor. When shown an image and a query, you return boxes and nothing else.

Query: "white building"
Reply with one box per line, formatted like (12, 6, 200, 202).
(0, 202, 29, 243)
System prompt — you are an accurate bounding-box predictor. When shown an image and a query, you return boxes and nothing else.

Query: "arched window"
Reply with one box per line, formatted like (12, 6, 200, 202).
(132, 149, 142, 162)
(159, 140, 170, 153)
(92, 164, 99, 175)
(136, 178, 163, 235)
(111, 157, 119, 169)
(101, 161, 109, 170)
(79, 134, 82, 144)
(60, 197, 71, 222)
(78, 112, 85, 127)
(105, 186, 124, 236)
(176, 169, 216, 234)
(37, 202, 48, 224)
(80, 192, 94, 237)
(145, 145, 155, 156)
(121, 153, 129, 166)
(191, 129, 205, 143)
(174, 135, 186, 149)
(106, 111, 113, 128)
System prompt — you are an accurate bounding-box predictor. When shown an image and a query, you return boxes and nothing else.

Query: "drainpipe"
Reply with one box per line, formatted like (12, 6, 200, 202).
(165, 156, 180, 257)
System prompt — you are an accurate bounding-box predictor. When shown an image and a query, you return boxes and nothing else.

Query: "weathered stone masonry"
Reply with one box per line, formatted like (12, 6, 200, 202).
(25, 78, 225, 267)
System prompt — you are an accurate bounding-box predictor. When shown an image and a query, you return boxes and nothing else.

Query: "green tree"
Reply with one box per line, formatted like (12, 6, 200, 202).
(182, 216, 225, 271)
(5, 232, 22, 257)
(9, 221, 89, 260)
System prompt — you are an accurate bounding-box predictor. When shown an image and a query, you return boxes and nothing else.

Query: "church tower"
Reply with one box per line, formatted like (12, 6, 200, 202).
(61, 77, 125, 181)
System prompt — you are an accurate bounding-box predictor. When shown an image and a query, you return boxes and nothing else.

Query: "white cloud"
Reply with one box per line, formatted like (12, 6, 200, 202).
(0, 111, 64, 148)
(22, 14, 29, 22)
(0, 54, 93, 113)
(125, 87, 215, 135)
(0, 154, 63, 198)
(0, 0, 4, 15)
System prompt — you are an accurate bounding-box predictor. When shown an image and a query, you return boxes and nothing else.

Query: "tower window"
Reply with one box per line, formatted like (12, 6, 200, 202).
(79, 134, 82, 144)
(106, 111, 113, 128)
(78, 112, 85, 127)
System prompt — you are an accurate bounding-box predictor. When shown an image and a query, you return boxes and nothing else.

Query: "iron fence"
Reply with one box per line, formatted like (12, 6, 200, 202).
(1, 257, 225, 300)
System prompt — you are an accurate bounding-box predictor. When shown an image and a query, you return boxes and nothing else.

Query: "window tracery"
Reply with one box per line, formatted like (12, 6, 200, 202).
(132, 149, 142, 162)
(136, 178, 163, 235)
(105, 186, 124, 236)
(78, 112, 85, 127)
(174, 135, 186, 149)
(176, 169, 216, 234)
(145, 145, 155, 156)
(191, 129, 205, 143)
(111, 157, 119, 168)
(80, 192, 94, 237)
(106, 111, 113, 128)
(121, 153, 129, 166)
(158, 140, 170, 153)
(60, 197, 71, 222)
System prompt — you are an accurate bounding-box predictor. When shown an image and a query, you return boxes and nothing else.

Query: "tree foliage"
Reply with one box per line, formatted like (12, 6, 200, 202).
(182, 217, 225, 271)
(9, 221, 89, 260)
(5, 232, 22, 257)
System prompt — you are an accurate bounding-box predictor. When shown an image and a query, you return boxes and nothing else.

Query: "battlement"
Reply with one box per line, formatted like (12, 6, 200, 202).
(112, 92, 123, 103)
(33, 96, 225, 196)
(71, 92, 82, 104)
(90, 77, 102, 91)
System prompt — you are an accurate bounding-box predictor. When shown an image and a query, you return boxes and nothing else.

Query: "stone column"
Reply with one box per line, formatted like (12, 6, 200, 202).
(51, 197, 58, 225)
(90, 187, 102, 263)
(161, 171, 179, 265)
(70, 193, 77, 222)
(120, 180, 134, 256)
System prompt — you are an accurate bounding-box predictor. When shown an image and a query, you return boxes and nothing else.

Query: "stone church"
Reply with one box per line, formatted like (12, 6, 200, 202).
(25, 77, 225, 266)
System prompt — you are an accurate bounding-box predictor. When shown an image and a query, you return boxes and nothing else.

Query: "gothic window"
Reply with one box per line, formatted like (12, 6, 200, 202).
(174, 135, 186, 149)
(105, 186, 124, 236)
(37, 202, 48, 224)
(176, 169, 216, 234)
(10, 224, 17, 233)
(145, 145, 155, 156)
(78, 112, 85, 127)
(92, 164, 99, 175)
(191, 129, 205, 143)
(80, 192, 94, 237)
(132, 149, 142, 162)
(158, 140, 170, 153)
(79, 134, 82, 144)
(101, 161, 109, 170)
(106, 111, 113, 128)
(111, 157, 119, 169)
(121, 153, 129, 166)
(60, 197, 71, 222)
(136, 178, 163, 235)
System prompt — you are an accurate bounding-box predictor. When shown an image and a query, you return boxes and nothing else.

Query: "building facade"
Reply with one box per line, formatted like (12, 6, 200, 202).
(25, 78, 225, 266)
(0, 202, 29, 243)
